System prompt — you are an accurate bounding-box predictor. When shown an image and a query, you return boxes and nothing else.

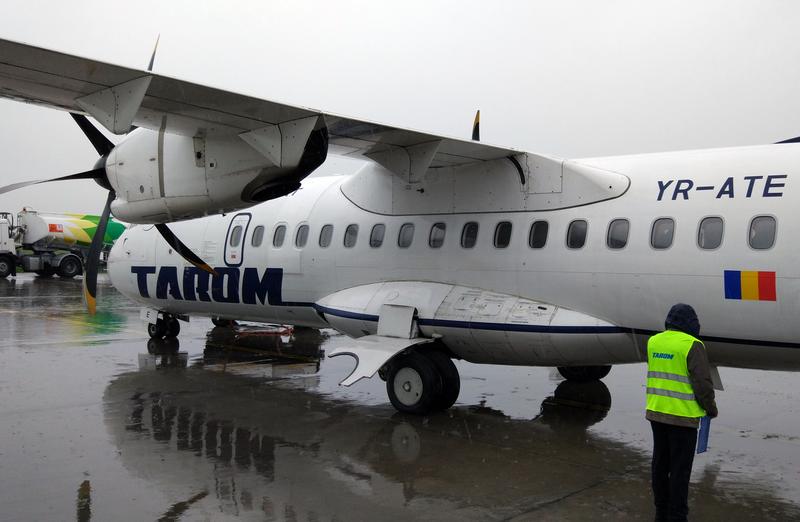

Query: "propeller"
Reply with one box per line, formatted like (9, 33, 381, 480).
(0, 113, 216, 313)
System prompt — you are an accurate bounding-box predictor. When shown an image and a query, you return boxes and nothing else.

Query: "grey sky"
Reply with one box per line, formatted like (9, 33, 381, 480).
(1, 0, 799, 214)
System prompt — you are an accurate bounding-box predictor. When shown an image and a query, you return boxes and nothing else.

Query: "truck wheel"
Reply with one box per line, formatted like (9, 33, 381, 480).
(57, 256, 82, 279)
(0, 256, 12, 278)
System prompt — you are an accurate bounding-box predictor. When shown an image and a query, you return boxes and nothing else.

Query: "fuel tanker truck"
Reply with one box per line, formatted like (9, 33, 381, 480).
(0, 208, 125, 279)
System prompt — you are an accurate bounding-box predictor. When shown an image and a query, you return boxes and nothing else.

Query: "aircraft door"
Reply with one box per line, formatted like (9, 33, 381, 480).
(224, 213, 251, 267)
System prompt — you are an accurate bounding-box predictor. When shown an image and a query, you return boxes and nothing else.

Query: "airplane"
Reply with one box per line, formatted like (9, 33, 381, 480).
(1, 37, 799, 414)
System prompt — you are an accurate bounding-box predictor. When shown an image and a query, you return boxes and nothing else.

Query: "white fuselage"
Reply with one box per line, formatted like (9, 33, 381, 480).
(108, 144, 800, 371)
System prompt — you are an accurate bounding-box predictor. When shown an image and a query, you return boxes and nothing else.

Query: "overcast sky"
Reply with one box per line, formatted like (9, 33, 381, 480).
(1, 1, 799, 214)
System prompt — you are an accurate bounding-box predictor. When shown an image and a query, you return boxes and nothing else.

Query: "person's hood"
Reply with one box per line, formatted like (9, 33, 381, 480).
(665, 303, 701, 337)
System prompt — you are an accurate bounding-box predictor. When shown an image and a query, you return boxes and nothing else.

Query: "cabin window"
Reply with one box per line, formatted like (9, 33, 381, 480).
(229, 225, 243, 247)
(344, 224, 359, 248)
(319, 224, 333, 248)
(651, 218, 674, 249)
(494, 221, 512, 248)
(251, 225, 265, 247)
(528, 220, 548, 249)
(370, 224, 386, 248)
(398, 223, 415, 248)
(566, 220, 587, 249)
(749, 215, 776, 250)
(272, 225, 286, 248)
(606, 219, 629, 249)
(295, 224, 309, 248)
(429, 223, 446, 248)
(697, 217, 723, 250)
(461, 222, 479, 248)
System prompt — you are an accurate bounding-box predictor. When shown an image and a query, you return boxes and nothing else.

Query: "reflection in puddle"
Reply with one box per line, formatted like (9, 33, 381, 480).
(100, 324, 800, 520)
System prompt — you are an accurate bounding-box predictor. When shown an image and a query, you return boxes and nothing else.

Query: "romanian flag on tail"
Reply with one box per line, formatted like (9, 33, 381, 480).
(724, 270, 776, 301)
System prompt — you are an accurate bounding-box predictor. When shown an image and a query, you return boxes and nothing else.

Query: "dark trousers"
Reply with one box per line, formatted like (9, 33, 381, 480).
(650, 420, 698, 522)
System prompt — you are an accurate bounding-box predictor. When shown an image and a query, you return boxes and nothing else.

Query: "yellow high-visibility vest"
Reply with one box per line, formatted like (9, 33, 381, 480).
(646, 330, 706, 418)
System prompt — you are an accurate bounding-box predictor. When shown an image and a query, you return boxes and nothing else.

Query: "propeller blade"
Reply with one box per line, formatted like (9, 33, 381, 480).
(70, 113, 114, 156)
(83, 191, 115, 315)
(0, 168, 105, 196)
(155, 224, 217, 276)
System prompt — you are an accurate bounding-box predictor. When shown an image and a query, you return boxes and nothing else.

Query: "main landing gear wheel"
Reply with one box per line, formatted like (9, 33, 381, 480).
(426, 350, 460, 411)
(557, 365, 612, 382)
(387, 351, 442, 415)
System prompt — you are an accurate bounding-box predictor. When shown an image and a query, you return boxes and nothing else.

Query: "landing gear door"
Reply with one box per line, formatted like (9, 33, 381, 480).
(224, 213, 251, 267)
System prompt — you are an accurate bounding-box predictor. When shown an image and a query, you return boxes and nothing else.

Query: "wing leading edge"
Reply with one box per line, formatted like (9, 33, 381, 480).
(0, 38, 520, 170)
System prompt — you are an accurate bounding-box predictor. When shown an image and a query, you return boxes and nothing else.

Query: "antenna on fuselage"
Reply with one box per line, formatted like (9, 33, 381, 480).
(471, 110, 480, 141)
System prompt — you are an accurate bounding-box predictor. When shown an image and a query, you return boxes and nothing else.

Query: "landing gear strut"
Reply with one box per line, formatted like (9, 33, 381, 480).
(557, 365, 612, 382)
(147, 314, 181, 339)
(385, 348, 460, 415)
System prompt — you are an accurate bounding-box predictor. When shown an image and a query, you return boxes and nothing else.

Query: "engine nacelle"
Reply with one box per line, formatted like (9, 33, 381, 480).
(106, 122, 327, 224)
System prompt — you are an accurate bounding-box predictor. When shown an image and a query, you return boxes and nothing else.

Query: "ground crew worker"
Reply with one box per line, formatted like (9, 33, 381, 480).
(646, 303, 718, 522)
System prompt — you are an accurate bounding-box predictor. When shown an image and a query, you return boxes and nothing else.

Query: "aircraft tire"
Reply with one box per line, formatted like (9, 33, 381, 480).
(386, 351, 442, 415)
(0, 255, 13, 278)
(425, 350, 460, 411)
(165, 317, 181, 338)
(57, 255, 82, 279)
(148, 319, 168, 339)
(557, 365, 612, 382)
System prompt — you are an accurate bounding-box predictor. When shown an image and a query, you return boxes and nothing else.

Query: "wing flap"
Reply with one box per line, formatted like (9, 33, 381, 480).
(328, 335, 434, 386)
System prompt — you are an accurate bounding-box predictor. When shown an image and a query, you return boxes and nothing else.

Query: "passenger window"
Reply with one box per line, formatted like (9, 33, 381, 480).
(229, 225, 243, 247)
(251, 225, 264, 247)
(295, 224, 309, 248)
(697, 217, 723, 250)
(429, 223, 446, 248)
(369, 224, 385, 248)
(606, 219, 629, 249)
(319, 224, 333, 248)
(272, 225, 286, 248)
(749, 215, 776, 249)
(528, 220, 548, 249)
(344, 224, 359, 248)
(566, 220, 587, 249)
(398, 223, 415, 248)
(651, 218, 674, 249)
(461, 222, 479, 248)
(493, 221, 512, 248)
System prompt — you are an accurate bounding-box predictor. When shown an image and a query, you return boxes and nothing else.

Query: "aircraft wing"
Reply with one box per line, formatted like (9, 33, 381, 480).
(0, 38, 519, 169)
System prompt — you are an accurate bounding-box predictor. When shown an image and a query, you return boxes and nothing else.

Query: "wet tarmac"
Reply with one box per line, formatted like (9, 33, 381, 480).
(1, 274, 799, 521)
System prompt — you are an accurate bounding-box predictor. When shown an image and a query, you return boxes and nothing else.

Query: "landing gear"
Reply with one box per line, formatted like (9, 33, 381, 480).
(557, 365, 612, 382)
(147, 314, 181, 339)
(212, 317, 238, 328)
(385, 348, 461, 415)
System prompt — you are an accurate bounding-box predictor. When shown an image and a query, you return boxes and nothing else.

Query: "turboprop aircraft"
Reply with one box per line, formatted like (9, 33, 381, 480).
(1, 37, 798, 414)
